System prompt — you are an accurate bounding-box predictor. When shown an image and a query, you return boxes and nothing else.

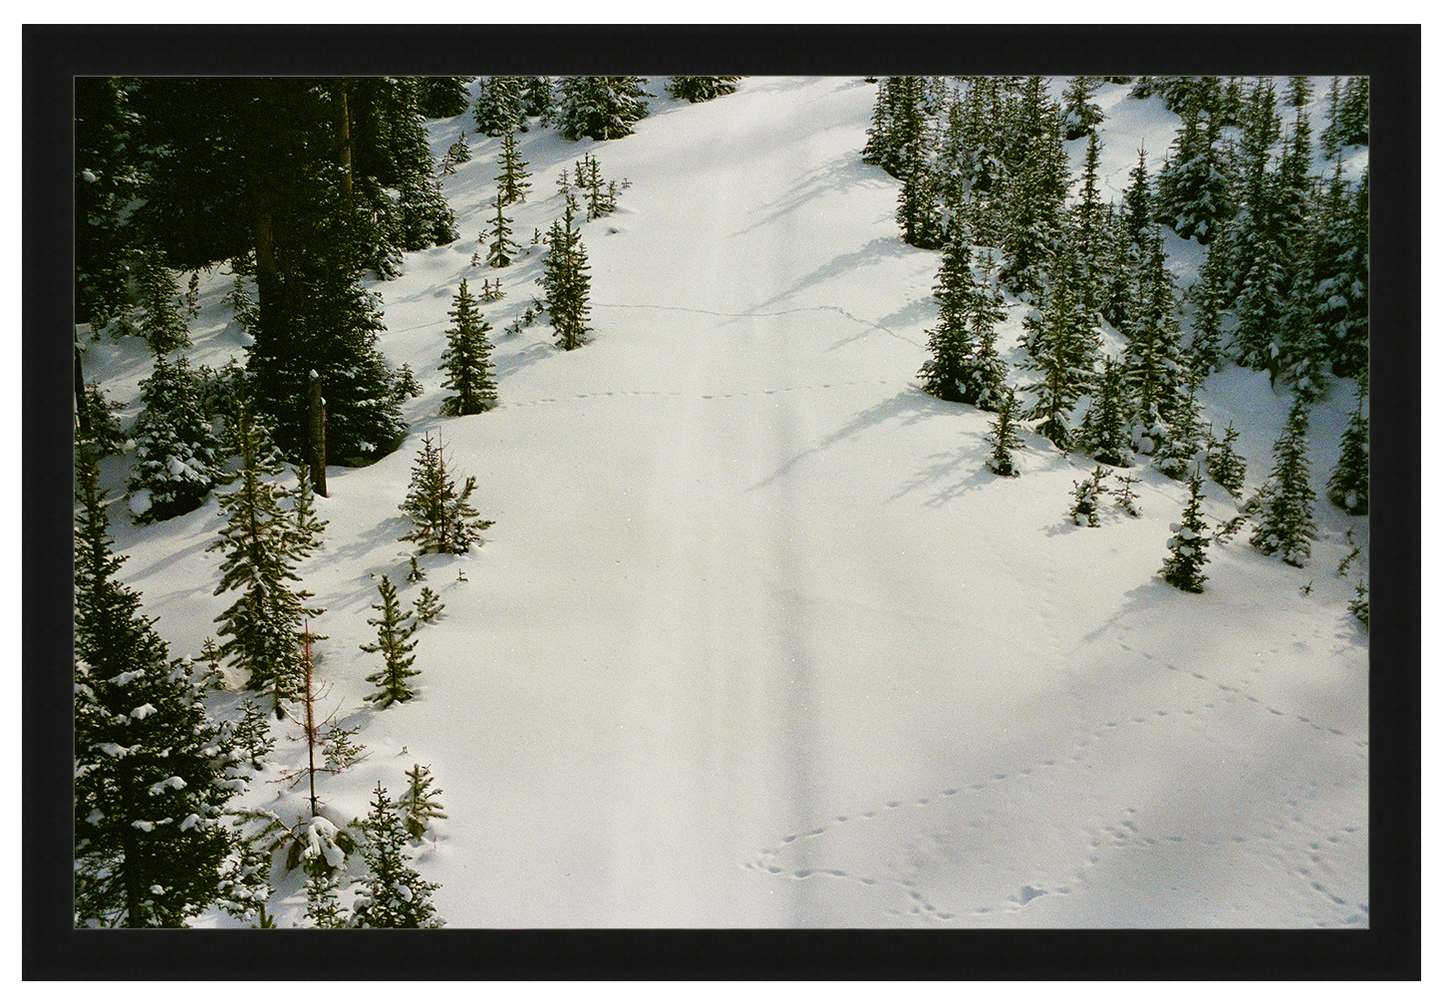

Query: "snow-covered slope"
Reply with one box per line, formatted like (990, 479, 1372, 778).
(90, 76, 1368, 927)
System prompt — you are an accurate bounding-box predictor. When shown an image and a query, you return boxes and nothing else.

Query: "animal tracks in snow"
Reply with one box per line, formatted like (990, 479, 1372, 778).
(742, 637, 1367, 927)
(500, 377, 897, 412)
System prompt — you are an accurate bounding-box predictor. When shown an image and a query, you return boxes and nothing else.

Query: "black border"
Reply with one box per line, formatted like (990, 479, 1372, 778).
(25, 24, 1420, 980)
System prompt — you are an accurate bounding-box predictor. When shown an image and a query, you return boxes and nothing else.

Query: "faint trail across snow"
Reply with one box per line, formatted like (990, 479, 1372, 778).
(593, 301, 924, 349)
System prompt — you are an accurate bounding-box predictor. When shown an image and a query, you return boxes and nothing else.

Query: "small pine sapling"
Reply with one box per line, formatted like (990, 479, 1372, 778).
(399, 432, 495, 554)
(303, 860, 347, 928)
(361, 575, 421, 707)
(985, 388, 1024, 477)
(1161, 468, 1211, 592)
(1337, 529, 1362, 577)
(415, 585, 445, 624)
(77, 379, 127, 457)
(349, 783, 444, 928)
(1207, 421, 1248, 497)
(395, 763, 448, 841)
(1112, 471, 1141, 516)
(407, 555, 426, 582)
(1250, 396, 1317, 567)
(321, 723, 367, 773)
(1326, 386, 1368, 515)
(232, 694, 275, 774)
(1349, 578, 1368, 630)
(1070, 466, 1107, 527)
(394, 363, 424, 401)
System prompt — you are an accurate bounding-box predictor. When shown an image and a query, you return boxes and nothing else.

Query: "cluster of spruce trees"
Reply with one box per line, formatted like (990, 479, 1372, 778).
(76, 74, 749, 926)
(884, 75, 1367, 604)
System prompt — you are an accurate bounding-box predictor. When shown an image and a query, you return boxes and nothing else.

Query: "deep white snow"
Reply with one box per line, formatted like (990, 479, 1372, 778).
(87, 76, 1368, 928)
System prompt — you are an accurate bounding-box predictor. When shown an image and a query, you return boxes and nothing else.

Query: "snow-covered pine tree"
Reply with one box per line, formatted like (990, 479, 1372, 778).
(667, 76, 742, 102)
(231, 694, 274, 774)
(496, 127, 532, 206)
(1336, 77, 1369, 147)
(439, 279, 498, 417)
(349, 783, 444, 928)
(415, 585, 445, 624)
(1161, 468, 1211, 592)
(303, 857, 347, 928)
(399, 431, 495, 554)
(76, 378, 127, 459)
(1154, 81, 1234, 244)
(1250, 395, 1318, 566)
(474, 76, 525, 136)
(1060, 75, 1104, 140)
(484, 192, 518, 269)
(289, 462, 328, 559)
(1076, 355, 1134, 467)
(918, 240, 977, 403)
(1022, 240, 1098, 449)
(998, 77, 1067, 299)
(1125, 225, 1188, 440)
(1155, 379, 1207, 481)
(1349, 577, 1369, 630)
(1074, 129, 1107, 318)
(1327, 385, 1369, 515)
(438, 132, 471, 175)
(985, 387, 1024, 477)
(395, 763, 448, 840)
(127, 352, 221, 523)
(132, 246, 192, 355)
(520, 76, 554, 121)
(361, 575, 421, 708)
(1188, 237, 1228, 375)
(74, 446, 245, 927)
(417, 76, 473, 119)
(1069, 466, 1107, 527)
(1207, 420, 1248, 497)
(542, 192, 592, 351)
(555, 76, 650, 142)
(390, 81, 460, 251)
(208, 392, 319, 715)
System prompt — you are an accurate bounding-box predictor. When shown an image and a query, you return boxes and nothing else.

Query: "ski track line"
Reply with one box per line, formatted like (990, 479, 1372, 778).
(498, 377, 897, 411)
(742, 630, 1367, 926)
(592, 300, 925, 349)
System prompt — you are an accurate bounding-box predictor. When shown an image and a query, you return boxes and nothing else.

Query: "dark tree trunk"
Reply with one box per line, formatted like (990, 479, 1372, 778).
(309, 371, 327, 497)
(74, 343, 89, 438)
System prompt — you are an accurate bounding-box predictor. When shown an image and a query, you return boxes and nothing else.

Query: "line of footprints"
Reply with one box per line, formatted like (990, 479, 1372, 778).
(743, 647, 1367, 925)
(502, 377, 897, 411)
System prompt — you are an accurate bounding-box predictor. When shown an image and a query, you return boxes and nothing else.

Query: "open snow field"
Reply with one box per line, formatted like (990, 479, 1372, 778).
(92, 76, 1368, 928)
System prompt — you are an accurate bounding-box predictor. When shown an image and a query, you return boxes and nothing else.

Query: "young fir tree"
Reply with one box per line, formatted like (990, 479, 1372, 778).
(484, 193, 518, 269)
(132, 246, 192, 355)
(1349, 577, 1369, 630)
(542, 193, 593, 351)
(1336, 77, 1369, 147)
(1060, 75, 1104, 140)
(126, 353, 221, 522)
(208, 392, 319, 716)
(985, 387, 1025, 477)
(303, 858, 347, 928)
(395, 763, 448, 840)
(520, 76, 554, 121)
(1327, 385, 1369, 515)
(1250, 395, 1318, 567)
(362, 575, 421, 708)
(77, 378, 127, 458)
(998, 78, 1067, 299)
(415, 585, 445, 624)
(439, 279, 498, 416)
(399, 432, 495, 554)
(391, 82, 460, 252)
(474, 76, 526, 136)
(1074, 129, 1108, 318)
(1207, 421, 1248, 497)
(1161, 468, 1211, 593)
(1125, 226, 1189, 444)
(438, 132, 471, 175)
(349, 783, 444, 928)
(495, 127, 532, 206)
(289, 461, 329, 558)
(232, 694, 275, 774)
(1069, 466, 1107, 527)
(417, 76, 474, 118)
(1022, 241, 1098, 449)
(74, 446, 245, 927)
(1155, 379, 1207, 481)
(1077, 356, 1134, 468)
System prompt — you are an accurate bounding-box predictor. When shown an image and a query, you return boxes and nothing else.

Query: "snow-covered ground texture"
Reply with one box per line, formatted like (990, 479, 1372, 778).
(89, 76, 1368, 928)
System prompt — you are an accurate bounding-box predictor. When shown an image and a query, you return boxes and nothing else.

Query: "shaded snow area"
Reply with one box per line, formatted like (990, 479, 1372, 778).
(92, 76, 1368, 928)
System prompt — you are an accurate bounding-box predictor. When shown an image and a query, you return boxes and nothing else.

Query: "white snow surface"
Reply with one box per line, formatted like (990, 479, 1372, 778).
(89, 76, 1368, 928)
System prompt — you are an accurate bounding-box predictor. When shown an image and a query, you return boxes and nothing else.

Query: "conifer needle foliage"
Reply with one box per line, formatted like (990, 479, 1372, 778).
(399, 432, 494, 554)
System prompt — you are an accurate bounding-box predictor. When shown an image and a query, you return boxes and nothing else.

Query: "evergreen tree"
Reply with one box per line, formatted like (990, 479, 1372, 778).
(1124, 226, 1188, 433)
(1077, 356, 1134, 467)
(395, 763, 448, 840)
(1336, 77, 1369, 146)
(667, 76, 741, 102)
(439, 279, 498, 416)
(76, 76, 143, 331)
(415, 586, 445, 624)
(127, 353, 221, 523)
(1285, 75, 1313, 108)
(1074, 129, 1108, 317)
(231, 695, 275, 774)
(985, 387, 1025, 477)
(132, 246, 192, 355)
(76, 378, 128, 458)
(1155, 379, 1207, 480)
(555, 76, 650, 141)
(998, 77, 1067, 299)
(1155, 83, 1234, 244)
(474, 76, 526, 136)
(1327, 385, 1369, 515)
(1349, 577, 1369, 630)
(303, 859, 347, 928)
(484, 193, 518, 269)
(862, 76, 923, 178)
(1069, 466, 1107, 527)
(438, 132, 471, 175)
(74, 447, 244, 927)
(399, 432, 495, 554)
(289, 462, 329, 558)
(208, 392, 319, 715)
(1187, 237, 1228, 374)
(541, 193, 593, 351)
(390, 81, 460, 251)
(495, 127, 532, 206)
(1250, 395, 1317, 566)
(1207, 421, 1248, 497)
(1060, 75, 1104, 140)
(1022, 241, 1097, 449)
(349, 783, 443, 928)
(417, 76, 473, 119)
(1319, 77, 1344, 160)
(520, 76, 554, 121)
(1161, 468, 1211, 592)
(361, 575, 421, 708)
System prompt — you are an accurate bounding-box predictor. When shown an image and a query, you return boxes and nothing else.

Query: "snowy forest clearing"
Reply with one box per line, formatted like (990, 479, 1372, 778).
(80, 74, 1368, 928)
